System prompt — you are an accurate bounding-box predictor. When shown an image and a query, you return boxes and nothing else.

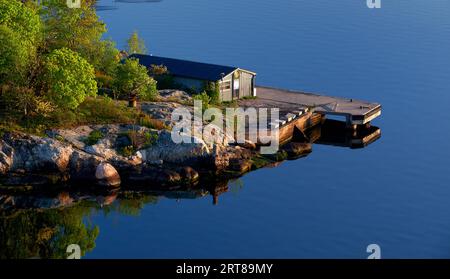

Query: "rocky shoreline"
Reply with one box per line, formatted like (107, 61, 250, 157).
(0, 126, 311, 190)
(0, 90, 312, 191)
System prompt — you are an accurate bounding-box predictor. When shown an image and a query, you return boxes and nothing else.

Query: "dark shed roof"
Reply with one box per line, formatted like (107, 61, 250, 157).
(129, 54, 239, 81)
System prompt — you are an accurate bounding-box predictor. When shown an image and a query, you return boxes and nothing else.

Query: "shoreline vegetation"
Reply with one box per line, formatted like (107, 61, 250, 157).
(0, 0, 313, 192)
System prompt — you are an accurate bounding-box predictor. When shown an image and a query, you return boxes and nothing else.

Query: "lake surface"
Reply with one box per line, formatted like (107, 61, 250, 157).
(2, 0, 450, 259)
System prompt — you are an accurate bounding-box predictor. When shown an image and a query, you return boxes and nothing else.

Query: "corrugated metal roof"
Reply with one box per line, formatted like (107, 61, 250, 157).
(129, 54, 239, 81)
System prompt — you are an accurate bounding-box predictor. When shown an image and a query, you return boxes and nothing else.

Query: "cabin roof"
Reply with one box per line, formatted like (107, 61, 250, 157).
(129, 54, 254, 81)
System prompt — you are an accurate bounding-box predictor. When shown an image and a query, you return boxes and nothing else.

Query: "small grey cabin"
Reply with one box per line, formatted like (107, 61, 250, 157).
(130, 54, 257, 102)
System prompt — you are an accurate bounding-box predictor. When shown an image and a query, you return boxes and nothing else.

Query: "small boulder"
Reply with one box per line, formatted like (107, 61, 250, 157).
(158, 89, 192, 102)
(283, 142, 312, 157)
(95, 162, 121, 187)
(212, 145, 252, 171)
(237, 140, 257, 150)
(229, 159, 252, 174)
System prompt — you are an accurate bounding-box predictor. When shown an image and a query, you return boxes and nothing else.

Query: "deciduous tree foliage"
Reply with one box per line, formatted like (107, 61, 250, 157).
(127, 31, 147, 54)
(0, 0, 158, 129)
(97, 40, 121, 77)
(40, 0, 107, 69)
(0, 26, 27, 83)
(42, 48, 97, 109)
(0, 0, 42, 48)
(0, 203, 99, 259)
(0, 0, 42, 84)
(113, 58, 157, 101)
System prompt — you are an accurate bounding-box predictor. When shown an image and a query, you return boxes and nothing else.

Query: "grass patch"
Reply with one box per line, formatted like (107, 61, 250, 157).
(120, 145, 135, 157)
(143, 131, 159, 147)
(192, 92, 211, 111)
(0, 96, 168, 135)
(137, 113, 168, 130)
(251, 155, 272, 170)
(84, 130, 104, 146)
(62, 96, 138, 126)
(262, 150, 288, 162)
(54, 134, 65, 142)
(219, 100, 239, 108)
(117, 130, 159, 156)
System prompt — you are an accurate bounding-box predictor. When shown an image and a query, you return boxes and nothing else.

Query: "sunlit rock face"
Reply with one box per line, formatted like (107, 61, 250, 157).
(0, 118, 264, 187)
(282, 142, 312, 158)
(0, 140, 14, 174)
(4, 133, 73, 173)
(140, 130, 211, 165)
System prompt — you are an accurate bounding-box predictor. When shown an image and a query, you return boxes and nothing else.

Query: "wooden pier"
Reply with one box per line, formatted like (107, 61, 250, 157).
(254, 86, 382, 127)
(238, 86, 382, 145)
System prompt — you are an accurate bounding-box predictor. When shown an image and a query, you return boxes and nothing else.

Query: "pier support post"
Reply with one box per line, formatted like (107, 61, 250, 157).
(345, 115, 357, 130)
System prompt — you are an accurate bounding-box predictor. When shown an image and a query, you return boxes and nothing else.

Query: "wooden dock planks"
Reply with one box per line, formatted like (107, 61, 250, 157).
(255, 86, 382, 125)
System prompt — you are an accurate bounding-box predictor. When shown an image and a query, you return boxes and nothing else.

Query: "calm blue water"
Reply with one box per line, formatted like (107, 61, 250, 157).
(83, 0, 450, 258)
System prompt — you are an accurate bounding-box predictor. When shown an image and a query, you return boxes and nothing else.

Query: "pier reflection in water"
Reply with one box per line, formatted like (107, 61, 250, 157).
(309, 119, 381, 149)
(0, 120, 379, 259)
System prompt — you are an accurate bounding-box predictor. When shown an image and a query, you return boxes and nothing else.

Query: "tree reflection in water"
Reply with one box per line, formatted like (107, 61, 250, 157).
(0, 202, 99, 259)
(0, 184, 219, 259)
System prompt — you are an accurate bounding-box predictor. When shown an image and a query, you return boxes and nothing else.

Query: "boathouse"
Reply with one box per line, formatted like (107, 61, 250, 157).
(130, 54, 257, 102)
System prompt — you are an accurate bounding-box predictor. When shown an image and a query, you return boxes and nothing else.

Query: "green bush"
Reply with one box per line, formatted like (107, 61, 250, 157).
(75, 96, 138, 125)
(120, 145, 135, 157)
(1, 94, 170, 136)
(84, 130, 104, 146)
(113, 58, 158, 101)
(117, 129, 158, 157)
(121, 130, 159, 150)
(144, 131, 158, 147)
(42, 48, 97, 110)
(138, 81, 158, 101)
(95, 72, 114, 89)
(193, 91, 211, 110)
(203, 81, 220, 104)
(0, 85, 55, 119)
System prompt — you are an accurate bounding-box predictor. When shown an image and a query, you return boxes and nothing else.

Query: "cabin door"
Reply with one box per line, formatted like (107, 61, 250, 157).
(233, 74, 240, 99)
